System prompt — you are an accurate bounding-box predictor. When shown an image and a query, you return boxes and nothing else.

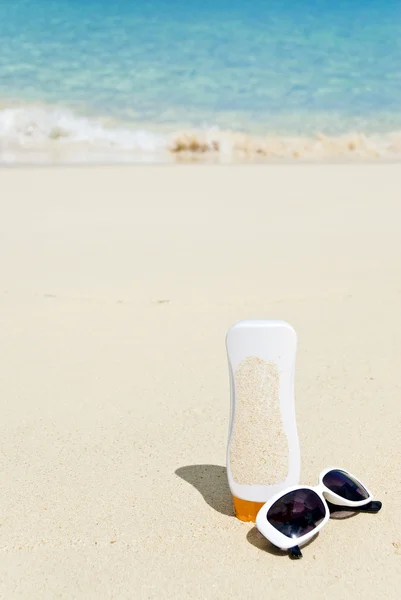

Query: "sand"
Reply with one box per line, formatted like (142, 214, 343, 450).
(230, 357, 288, 485)
(0, 164, 400, 599)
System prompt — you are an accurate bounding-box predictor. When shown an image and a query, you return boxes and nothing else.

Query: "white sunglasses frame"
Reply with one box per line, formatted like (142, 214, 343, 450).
(256, 467, 373, 551)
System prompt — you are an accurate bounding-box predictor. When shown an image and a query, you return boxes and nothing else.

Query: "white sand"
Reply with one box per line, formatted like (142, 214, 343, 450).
(0, 165, 400, 598)
(230, 357, 288, 485)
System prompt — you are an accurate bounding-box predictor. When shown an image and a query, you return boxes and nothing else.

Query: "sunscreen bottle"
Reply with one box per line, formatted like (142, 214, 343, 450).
(226, 319, 300, 521)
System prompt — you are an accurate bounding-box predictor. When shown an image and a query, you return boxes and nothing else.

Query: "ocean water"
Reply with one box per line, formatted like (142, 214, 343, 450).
(1, 0, 401, 162)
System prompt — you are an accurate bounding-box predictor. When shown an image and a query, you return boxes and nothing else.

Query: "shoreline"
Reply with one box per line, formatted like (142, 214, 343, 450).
(3, 101, 401, 164)
(3, 155, 401, 167)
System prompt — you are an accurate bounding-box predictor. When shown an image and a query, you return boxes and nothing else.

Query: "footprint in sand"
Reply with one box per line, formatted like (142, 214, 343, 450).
(230, 356, 289, 486)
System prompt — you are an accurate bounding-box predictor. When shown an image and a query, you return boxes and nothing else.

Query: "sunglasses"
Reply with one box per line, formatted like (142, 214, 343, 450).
(256, 468, 382, 559)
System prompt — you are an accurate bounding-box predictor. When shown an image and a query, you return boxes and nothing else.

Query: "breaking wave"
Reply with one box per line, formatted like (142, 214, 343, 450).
(1, 103, 401, 164)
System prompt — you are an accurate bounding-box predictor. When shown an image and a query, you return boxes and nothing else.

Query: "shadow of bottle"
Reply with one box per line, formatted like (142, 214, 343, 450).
(175, 464, 234, 517)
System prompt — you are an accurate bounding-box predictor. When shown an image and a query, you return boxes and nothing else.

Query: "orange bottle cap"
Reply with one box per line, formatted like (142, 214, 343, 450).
(233, 495, 265, 522)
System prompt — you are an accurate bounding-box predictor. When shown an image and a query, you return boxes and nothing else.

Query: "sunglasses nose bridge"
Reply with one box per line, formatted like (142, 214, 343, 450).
(321, 488, 343, 505)
(314, 482, 328, 499)
(314, 487, 330, 514)
(316, 480, 340, 502)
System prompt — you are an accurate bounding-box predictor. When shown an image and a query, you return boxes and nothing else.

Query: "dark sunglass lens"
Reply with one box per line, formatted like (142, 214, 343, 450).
(322, 470, 369, 501)
(266, 489, 326, 538)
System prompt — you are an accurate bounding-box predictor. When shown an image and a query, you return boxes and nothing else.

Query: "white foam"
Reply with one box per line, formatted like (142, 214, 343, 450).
(0, 104, 165, 153)
(1, 102, 401, 164)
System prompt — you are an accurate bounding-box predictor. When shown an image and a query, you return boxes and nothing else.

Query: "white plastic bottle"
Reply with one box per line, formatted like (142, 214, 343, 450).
(226, 319, 300, 521)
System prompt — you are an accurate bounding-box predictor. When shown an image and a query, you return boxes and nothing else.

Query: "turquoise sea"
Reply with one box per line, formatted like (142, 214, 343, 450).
(1, 0, 401, 162)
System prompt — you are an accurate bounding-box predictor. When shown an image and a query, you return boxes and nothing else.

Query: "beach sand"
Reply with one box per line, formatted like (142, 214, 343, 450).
(0, 165, 400, 598)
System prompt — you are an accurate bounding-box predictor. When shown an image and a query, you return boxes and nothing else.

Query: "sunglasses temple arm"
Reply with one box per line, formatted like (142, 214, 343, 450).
(289, 545, 303, 559)
(327, 500, 382, 514)
(287, 501, 382, 561)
